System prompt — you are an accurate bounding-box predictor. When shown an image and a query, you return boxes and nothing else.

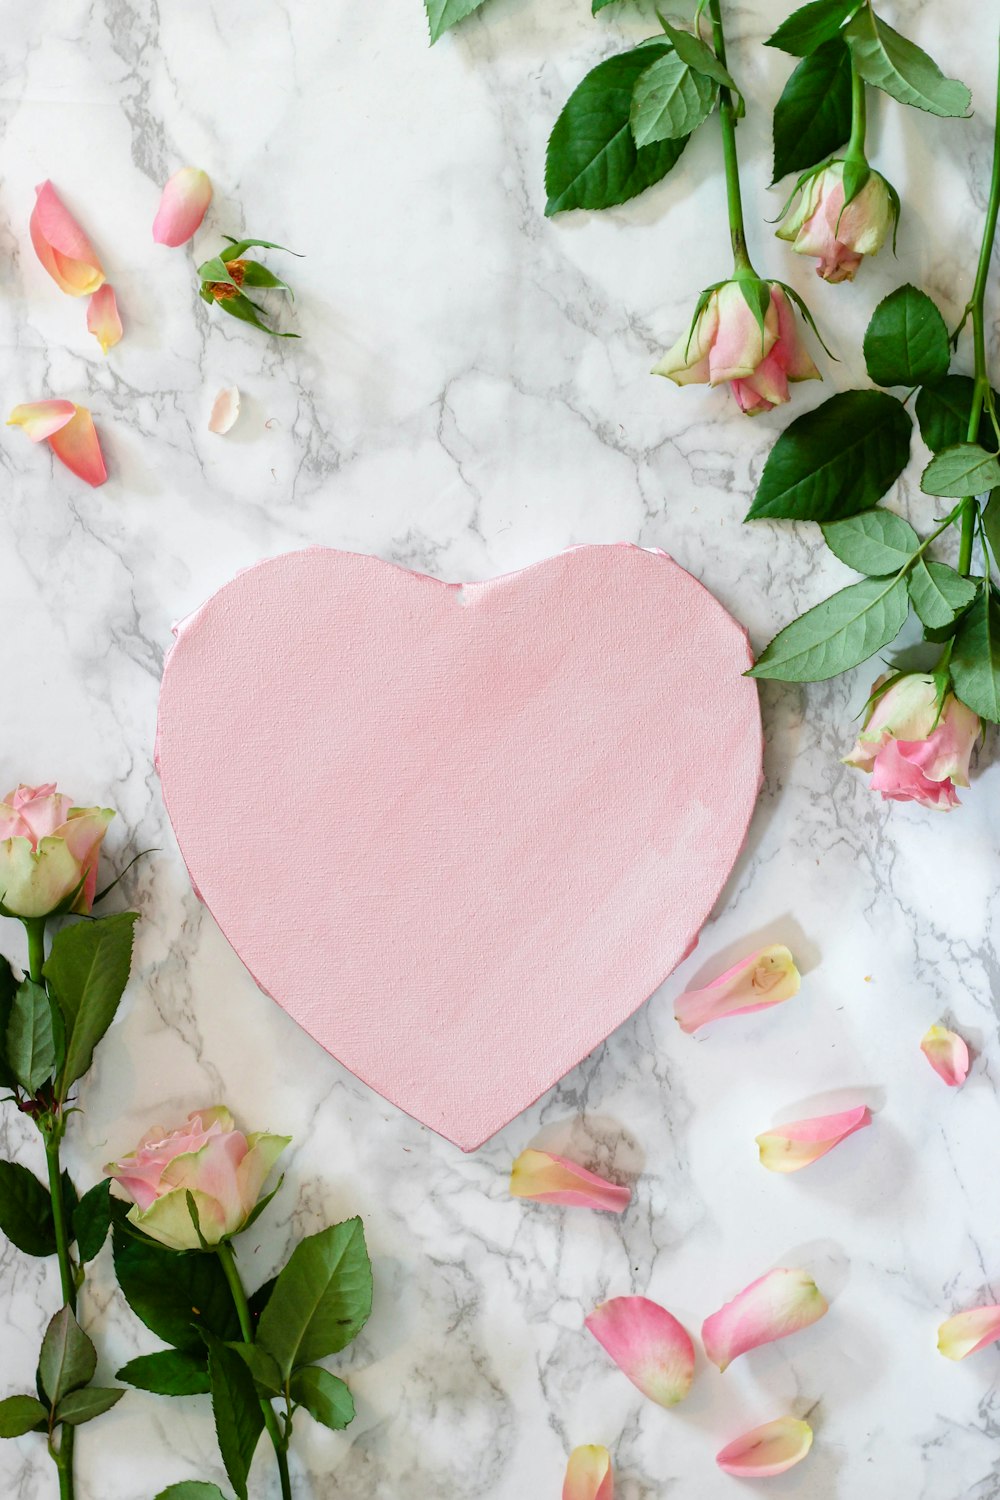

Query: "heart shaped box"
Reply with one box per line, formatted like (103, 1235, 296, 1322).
(156, 545, 761, 1150)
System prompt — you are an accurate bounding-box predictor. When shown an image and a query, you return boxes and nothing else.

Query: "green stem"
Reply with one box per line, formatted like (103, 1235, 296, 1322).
(52, 1441, 73, 1500)
(957, 27, 1000, 577)
(217, 1241, 293, 1500)
(43, 1132, 75, 1310)
(25, 918, 46, 986)
(707, 0, 754, 274)
(845, 58, 867, 163)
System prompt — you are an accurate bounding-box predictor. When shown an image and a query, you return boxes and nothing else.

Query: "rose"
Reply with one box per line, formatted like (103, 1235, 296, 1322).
(844, 674, 979, 810)
(776, 162, 895, 283)
(106, 1106, 290, 1251)
(654, 279, 820, 415)
(0, 783, 113, 918)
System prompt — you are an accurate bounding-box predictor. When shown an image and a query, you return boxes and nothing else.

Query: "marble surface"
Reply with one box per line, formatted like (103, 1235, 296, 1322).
(1, 1, 999, 1496)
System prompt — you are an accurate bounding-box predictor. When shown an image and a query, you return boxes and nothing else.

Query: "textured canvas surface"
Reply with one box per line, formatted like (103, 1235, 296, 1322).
(156, 545, 762, 1149)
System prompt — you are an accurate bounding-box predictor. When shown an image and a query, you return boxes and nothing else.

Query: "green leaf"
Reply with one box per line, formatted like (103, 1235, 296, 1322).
(39, 1306, 97, 1406)
(747, 390, 912, 523)
(217, 292, 299, 339)
(113, 1227, 242, 1351)
(247, 1276, 277, 1327)
(219, 237, 300, 260)
(0, 1394, 48, 1438)
(984, 489, 1000, 565)
(117, 1349, 211, 1397)
(657, 21, 738, 94)
(908, 559, 979, 630)
(0, 958, 17, 1090)
(55, 1386, 124, 1426)
(227, 1343, 282, 1395)
(44, 912, 137, 1093)
(0, 1160, 56, 1257)
(766, 0, 862, 56)
(155, 1487, 230, 1500)
(7, 979, 55, 1094)
(289, 1366, 355, 1431)
(73, 1179, 112, 1264)
(592, 0, 620, 9)
(844, 9, 971, 117)
(256, 1218, 373, 1379)
(863, 284, 950, 389)
(921, 444, 1000, 500)
(238, 261, 291, 294)
(424, 0, 487, 44)
(822, 509, 920, 574)
(772, 37, 852, 181)
(545, 46, 688, 215)
(750, 575, 909, 681)
(203, 1332, 264, 1500)
(916, 376, 1000, 454)
(952, 585, 1000, 722)
(630, 53, 716, 147)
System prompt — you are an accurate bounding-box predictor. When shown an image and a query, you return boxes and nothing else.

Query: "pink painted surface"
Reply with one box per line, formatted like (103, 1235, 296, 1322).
(156, 545, 762, 1150)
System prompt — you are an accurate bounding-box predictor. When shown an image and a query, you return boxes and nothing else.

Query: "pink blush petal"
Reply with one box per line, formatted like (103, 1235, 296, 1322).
(729, 378, 774, 415)
(30, 181, 105, 296)
(7, 401, 77, 442)
(87, 284, 123, 354)
(48, 406, 108, 487)
(153, 167, 213, 247)
(716, 1417, 813, 1477)
(585, 1296, 695, 1407)
(921, 1025, 970, 1087)
(509, 1150, 630, 1213)
(209, 386, 241, 434)
(870, 738, 959, 809)
(757, 1105, 872, 1173)
(939, 1306, 1000, 1360)
(702, 1268, 828, 1371)
(675, 944, 800, 1034)
(563, 1446, 613, 1500)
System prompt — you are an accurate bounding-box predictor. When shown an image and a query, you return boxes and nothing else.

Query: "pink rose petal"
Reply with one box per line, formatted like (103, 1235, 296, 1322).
(585, 1296, 695, 1407)
(716, 1416, 814, 1477)
(563, 1445, 613, 1500)
(938, 1305, 1000, 1361)
(509, 1149, 629, 1213)
(153, 167, 213, 247)
(675, 944, 800, 1034)
(702, 1267, 828, 1371)
(30, 181, 105, 297)
(7, 401, 76, 443)
(209, 386, 241, 435)
(87, 283, 123, 354)
(921, 1025, 970, 1087)
(756, 1105, 872, 1174)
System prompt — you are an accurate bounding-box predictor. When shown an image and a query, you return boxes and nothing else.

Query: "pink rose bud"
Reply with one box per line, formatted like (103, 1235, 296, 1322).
(0, 783, 113, 918)
(653, 279, 820, 416)
(777, 161, 895, 283)
(153, 167, 213, 247)
(844, 673, 979, 811)
(106, 1106, 290, 1251)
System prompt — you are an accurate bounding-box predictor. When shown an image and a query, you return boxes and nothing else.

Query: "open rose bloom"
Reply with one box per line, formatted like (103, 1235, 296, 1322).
(777, 161, 895, 283)
(107, 1106, 290, 1251)
(0, 783, 113, 918)
(654, 279, 820, 415)
(844, 674, 979, 810)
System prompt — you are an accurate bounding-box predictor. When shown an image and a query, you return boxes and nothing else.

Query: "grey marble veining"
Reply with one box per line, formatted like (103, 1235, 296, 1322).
(1, 1, 999, 1496)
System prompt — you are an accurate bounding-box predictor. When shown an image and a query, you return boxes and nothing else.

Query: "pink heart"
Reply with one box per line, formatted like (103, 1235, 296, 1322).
(157, 546, 761, 1150)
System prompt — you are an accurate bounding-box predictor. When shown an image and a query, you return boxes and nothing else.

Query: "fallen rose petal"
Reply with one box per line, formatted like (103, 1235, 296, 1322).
(938, 1306, 1000, 1360)
(48, 406, 107, 487)
(756, 1105, 872, 1174)
(675, 944, 800, 1034)
(563, 1445, 613, 1500)
(153, 167, 213, 246)
(921, 1025, 970, 1087)
(585, 1296, 695, 1407)
(87, 283, 123, 354)
(509, 1149, 629, 1213)
(209, 386, 241, 434)
(702, 1268, 828, 1371)
(30, 181, 105, 296)
(716, 1417, 813, 1477)
(7, 401, 76, 442)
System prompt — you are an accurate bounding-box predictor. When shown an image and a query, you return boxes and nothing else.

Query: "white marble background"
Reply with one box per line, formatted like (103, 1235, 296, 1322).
(1, 0, 999, 1496)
